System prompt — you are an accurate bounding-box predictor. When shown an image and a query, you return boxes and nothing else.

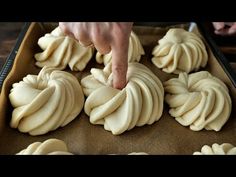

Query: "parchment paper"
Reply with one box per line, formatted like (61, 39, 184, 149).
(0, 22, 235, 155)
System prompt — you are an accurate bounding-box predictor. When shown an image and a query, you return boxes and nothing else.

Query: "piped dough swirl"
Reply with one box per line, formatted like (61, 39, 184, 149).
(164, 71, 232, 131)
(16, 139, 73, 155)
(9, 67, 84, 136)
(152, 28, 208, 74)
(35, 26, 94, 71)
(81, 62, 164, 135)
(193, 143, 236, 155)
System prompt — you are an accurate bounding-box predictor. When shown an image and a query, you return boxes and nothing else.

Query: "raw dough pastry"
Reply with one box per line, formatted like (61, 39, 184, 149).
(9, 66, 84, 136)
(81, 62, 164, 135)
(96, 31, 145, 65)
(128, 152, 148, 155)
(35, 26, 94, 71)
(110, 152, 148, 155)
(16, 139, 73, 155)
(193, 143, 236, 155)
(152, 28, 208, 74)
(164, 71, 232, 131)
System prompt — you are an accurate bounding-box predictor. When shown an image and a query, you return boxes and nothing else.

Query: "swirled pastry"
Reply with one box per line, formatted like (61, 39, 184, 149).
(152, 28, 208, 74)
(9, 67, 84, 136)
(96, 31, 144, 65)
(193, 143, 236, 155)
(35, 27, 94, 71)
(81, 62, 164, 135)
(16, 139, 73, 155)
(164, 71, 232, 131)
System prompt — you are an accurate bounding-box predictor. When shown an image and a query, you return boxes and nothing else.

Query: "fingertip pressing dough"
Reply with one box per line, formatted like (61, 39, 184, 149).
(96, 31, 145, 65)
(9, 66, 84, 136)
(152, 28, 208, 74)
(193, 143, 236, 155)
(164, 71, 232, 131)
(35, 26, 94, 71)
(16, 139, 73, 155)
(81, 62, 164, 135)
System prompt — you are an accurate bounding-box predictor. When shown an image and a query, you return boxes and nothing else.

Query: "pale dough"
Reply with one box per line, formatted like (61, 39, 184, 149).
(9, 66, 84, 136)
(193, 143, 236, 155)
(96, 31, 145, 65)
(35, 26, 94, 71)
(16, 139, 73, 155)
(164, 71, 232, 131)
(81, 62, 164, 135)
(110, 152, 148, 155)
(128, 152, 148, 155)
(152, 28, 208, 74)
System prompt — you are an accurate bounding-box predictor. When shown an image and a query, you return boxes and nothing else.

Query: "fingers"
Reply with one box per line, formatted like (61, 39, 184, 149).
(90, 26, 111, 54)
(214, 28, 230, 36)
(73, 23, 93, 46)
(58, 22, 132, 90)
(228, 23, 236, 35)
(111, 47, 128, 89)
(59, 22, 69, 34)
(214, 25, 236, 36)
(59, 22, 93, 47)
(59, 22, 75, 38)
(212, 22, 236, 36)
(212, 22, 225, 30)
(224, 22, 234, 27)
(111, 36, 129, 90)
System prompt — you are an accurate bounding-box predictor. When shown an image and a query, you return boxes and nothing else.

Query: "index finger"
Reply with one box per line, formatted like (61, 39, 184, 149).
(111, 38, 129, 90)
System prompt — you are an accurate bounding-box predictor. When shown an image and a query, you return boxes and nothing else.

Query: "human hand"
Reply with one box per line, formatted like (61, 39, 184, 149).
(212, 22, 236, 36)
(59, 22, 133, 89)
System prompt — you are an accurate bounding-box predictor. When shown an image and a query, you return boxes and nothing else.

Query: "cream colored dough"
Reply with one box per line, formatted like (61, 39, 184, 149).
(16, 139, 73, 155)
(9, 66, 84, 136)
(96, 31, 145, 65)
(128, 152, 148, 155)
(193, 143, 236, 155)
(81, 62, 164, 135)
(164, 71, 232, 131)
(35, 26, 94, 71)
(152, 28, 208, 74)
(110, 152, 148, 155)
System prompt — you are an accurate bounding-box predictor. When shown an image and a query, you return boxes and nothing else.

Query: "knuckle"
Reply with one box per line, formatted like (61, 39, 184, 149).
(59, 23, 70, 34)
(74, 30, 88, 42)
(96, 45, 111, 54)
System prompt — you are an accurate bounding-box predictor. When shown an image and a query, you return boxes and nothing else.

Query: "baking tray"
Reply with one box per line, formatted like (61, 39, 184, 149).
(0, 22, 236, 155)
(0, 23, 31, 92)
(197, 22, 236, 87)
